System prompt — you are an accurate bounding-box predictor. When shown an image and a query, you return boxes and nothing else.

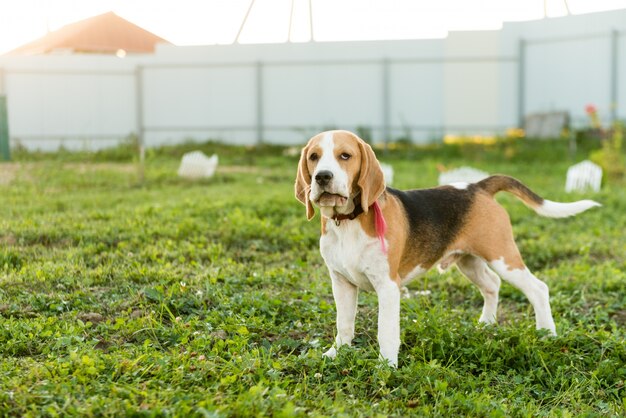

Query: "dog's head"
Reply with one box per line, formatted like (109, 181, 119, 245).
(295, 130, 385, 220)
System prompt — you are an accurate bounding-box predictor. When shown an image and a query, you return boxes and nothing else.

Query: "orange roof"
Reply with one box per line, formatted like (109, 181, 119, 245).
(5, 12, 170, 56)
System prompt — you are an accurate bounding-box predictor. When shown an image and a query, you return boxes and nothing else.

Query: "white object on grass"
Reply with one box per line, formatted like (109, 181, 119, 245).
(438, 166, 489, 186)
(380, 163, 394, 186)
(565, 160, 602, 193)
(177, 151, 218, 179)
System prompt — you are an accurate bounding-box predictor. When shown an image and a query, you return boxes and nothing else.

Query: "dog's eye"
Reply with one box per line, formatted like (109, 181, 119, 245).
(309, 153, 319, 161)
(340, 153, 351, 160)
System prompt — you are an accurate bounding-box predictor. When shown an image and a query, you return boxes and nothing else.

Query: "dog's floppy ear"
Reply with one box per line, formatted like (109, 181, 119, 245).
(295, 144, 315, 220)
(357, 138, 385, 213)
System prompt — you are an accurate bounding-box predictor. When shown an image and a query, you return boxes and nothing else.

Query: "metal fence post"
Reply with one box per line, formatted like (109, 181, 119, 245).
(610, 29, 619, 123)
(382, 58, 390, 149)
(256, 61, 264, 144)
(0, 68, 10, 161)
(517, 39, 526, 129)
(135, 65, 145, 182)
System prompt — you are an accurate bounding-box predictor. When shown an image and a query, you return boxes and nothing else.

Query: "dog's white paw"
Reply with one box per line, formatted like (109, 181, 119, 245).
(478, 315, 497, 325)
(322, 346, 338, 359)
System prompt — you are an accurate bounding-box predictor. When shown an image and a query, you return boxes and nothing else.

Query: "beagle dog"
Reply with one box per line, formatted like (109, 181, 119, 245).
(295, 130, 600, 366)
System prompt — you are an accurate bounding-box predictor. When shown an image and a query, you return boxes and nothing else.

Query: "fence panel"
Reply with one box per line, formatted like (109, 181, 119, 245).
(525, 35, 612, 126)
(262, 63, 383, 144)
(443, 60, 503, 135)
(6, 71, 135, 150)
(618, 32, 626, 121)
(388, 62, 443, 142)
(142, 65, 257, 146)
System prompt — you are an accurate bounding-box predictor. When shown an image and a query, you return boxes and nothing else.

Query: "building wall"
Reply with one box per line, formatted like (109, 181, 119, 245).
(0, 9, 625, 150)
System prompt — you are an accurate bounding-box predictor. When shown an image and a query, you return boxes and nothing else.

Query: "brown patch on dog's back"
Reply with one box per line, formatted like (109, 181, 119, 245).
(448, 191, 525, 269)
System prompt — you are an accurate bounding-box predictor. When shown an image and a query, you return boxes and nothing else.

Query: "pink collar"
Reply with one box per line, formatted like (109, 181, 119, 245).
(372, 201, 388, 254)
(331, 199, 388, 255)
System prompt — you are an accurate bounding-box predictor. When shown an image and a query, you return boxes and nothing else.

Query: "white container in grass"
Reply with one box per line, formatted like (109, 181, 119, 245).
(565, 160, 602, 193)
(177, 151, 218, 179)
(438, 166, 489, 186)
(380, 163, 394, 186)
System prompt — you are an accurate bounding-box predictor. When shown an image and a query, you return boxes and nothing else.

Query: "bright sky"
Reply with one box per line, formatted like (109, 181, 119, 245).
(1, 0, 626, 54)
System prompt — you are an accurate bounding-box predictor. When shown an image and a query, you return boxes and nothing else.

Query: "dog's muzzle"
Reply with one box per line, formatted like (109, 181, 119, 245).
(312, 170, 349, 207)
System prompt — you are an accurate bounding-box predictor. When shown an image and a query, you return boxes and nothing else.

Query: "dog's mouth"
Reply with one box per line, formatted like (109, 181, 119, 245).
(316, 192, 348, 207)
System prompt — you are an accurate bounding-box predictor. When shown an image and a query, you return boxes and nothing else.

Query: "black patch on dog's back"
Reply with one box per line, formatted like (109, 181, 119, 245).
(387, 185, 476, 265)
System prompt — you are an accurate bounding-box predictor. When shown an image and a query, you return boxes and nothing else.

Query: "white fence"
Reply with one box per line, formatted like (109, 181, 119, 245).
(0, 9, 625, 150)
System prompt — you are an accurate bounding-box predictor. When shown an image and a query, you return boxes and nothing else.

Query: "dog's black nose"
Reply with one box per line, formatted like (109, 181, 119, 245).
(315, 170, 333, 186)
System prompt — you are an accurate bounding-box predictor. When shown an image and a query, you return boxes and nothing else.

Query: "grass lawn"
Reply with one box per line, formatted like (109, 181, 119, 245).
(1, 140, 625, 417)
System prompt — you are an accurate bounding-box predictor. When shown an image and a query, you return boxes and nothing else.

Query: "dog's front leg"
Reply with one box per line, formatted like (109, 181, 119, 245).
(373, 279, 401, 367)
(323, 272, 358, 359)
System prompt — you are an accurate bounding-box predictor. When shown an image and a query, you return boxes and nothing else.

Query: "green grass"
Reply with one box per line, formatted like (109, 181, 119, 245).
(1, 140, 625, 417)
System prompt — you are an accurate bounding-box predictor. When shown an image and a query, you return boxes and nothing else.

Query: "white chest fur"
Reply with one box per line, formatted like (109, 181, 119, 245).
(320, 220, 390, 292)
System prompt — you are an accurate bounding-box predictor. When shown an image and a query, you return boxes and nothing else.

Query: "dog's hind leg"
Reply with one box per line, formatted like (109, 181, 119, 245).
(457, 255, 500, 325)
(486, 248, 556, 336)
(465, 199, 557, 335)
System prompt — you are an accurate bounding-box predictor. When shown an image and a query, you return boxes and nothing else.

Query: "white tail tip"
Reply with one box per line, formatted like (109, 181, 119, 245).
(535, 199, 601, 218)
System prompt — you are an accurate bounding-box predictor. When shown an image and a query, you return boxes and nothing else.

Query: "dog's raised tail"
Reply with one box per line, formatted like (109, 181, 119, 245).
(476, 175, 601, 218)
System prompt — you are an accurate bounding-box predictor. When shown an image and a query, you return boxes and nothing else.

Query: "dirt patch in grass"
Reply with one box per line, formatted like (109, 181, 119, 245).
(0, 234, 17, 246)
(0, 162, 131, 185)
(610, 310, 626, 326)
(217, 165, 260, 174)
(0, 162, 140, 183)
(0, 163, 23, 185)
(64, 162, 138, 174)
(78, 312, 106, 324)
